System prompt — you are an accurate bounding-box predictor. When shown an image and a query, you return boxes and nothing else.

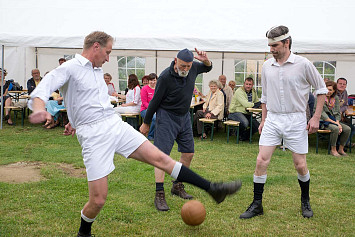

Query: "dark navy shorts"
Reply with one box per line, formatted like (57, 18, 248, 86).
(154, 108, 194, 155)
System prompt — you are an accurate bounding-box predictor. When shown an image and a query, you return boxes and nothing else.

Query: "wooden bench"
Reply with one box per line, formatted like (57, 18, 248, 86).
(199, 118, 218, 141)
(120, 113, 140, 130)
(316, 129, 331, 154)
(223, 120, 240, 144)
(4, 106, 25, 127)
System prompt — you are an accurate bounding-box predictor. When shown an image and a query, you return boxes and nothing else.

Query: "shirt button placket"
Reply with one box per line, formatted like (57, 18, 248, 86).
(279, 67, 286, 113)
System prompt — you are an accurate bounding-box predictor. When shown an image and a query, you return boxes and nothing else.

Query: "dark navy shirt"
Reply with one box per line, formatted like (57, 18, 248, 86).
(144, 61, 212, 124)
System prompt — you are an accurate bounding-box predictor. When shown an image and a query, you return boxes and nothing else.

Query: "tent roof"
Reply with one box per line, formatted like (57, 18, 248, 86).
(1, 0, 355, 53)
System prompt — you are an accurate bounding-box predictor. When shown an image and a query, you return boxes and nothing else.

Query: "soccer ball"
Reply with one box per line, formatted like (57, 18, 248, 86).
(181, 200, 206, 226)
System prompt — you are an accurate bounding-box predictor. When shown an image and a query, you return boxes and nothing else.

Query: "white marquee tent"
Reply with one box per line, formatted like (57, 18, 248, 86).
(1, 0, 355, 126)
(1, 0, 355, 52)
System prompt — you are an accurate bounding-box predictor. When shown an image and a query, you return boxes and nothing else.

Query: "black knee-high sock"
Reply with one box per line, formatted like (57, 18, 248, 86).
(176, 165, 211, 191)
(298, 179, 310, 201)
(79, 217, 93, 235)
(155, 182, 164, 192)
(253, 182, 264, 201)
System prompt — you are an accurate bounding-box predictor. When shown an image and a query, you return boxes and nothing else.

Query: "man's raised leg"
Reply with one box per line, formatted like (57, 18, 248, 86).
(130, 141, 242, 204)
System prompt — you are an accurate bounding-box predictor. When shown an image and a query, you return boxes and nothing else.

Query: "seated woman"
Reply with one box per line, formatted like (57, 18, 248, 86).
(115, 74, 141, 115)
(141, 75, 149, 88)
(45, 90, 65, 129)
(194, 80, 224, 139)
(140, 73, 157, 140)
(104, 73, 120, 97)
(0, 68, 13, 125)
(315, 81, 351, 156)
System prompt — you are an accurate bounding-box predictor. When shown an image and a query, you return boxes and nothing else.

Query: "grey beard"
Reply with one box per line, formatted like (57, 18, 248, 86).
(177, 68, 189, 77)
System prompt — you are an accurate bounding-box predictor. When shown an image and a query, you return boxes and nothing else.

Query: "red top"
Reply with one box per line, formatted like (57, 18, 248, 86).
(140, 85, 155, 112)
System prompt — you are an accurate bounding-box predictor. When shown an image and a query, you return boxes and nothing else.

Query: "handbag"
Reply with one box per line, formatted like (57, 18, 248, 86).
(319, 114, 337, 129)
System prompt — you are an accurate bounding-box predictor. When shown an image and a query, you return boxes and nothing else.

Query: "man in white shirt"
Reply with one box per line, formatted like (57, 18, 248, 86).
(239, 25, 327, 220)
(28, 31, 241, 237)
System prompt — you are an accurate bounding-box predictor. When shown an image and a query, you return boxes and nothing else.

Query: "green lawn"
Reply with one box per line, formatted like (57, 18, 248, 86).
(0, 121, 354, 236)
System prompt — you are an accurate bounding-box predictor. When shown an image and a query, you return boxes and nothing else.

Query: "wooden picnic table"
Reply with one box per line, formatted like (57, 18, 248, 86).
(8, 90, 28, 101)
(190, 100, 205, 125)
(111, 99, 125, 106)
(345, 107, 355, 153)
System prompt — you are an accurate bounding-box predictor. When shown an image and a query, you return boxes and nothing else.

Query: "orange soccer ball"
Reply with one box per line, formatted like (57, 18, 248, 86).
(181, 200, 206, 226)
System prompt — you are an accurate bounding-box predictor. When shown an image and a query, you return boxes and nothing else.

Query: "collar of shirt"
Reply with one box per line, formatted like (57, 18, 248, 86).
(75, 53, 98, 69)
(271, 52, 295, 67)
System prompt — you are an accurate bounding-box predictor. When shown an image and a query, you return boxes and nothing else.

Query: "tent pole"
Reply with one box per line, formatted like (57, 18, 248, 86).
(155, 50, 158, 74)
(35, 47, 38, 68)
(221, 52, 225, 75)
(1, 45, 4, 129)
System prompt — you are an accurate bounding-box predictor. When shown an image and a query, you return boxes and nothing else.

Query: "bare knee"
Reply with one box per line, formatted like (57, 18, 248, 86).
(292, 153, 307, 174)
(255, 154, 270, 175)
(295, 162, 307, 174)
(180, 153, 194, 167)
(256, 154, 270, 167)
(5, 98, 11, 106)
(90, 195, 106, 211)
(151, 152, 175, 174)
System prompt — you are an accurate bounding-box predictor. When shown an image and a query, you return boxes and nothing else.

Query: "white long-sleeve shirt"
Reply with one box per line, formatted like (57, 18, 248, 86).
(261, 53, 328, 113)
(28, 54, 115, 129)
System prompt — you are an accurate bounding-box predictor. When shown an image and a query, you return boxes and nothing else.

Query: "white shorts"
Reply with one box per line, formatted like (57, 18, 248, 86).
(76, 114, 147, 181)
(259, 112, 308, 154)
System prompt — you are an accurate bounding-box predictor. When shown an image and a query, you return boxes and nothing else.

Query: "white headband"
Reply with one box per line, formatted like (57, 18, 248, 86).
(268, 33, 290, 44)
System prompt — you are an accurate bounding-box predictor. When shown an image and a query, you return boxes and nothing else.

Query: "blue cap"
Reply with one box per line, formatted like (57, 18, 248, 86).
(177, 48, 194, 62)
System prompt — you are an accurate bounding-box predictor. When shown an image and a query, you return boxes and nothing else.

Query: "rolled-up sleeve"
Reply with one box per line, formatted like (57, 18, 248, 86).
(305, 61, 328, 96)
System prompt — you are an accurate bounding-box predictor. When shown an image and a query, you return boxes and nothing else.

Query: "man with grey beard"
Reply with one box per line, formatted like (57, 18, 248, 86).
(140, 48, 212, 211)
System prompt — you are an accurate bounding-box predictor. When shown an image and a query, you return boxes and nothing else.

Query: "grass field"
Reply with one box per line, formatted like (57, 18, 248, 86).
(0, 120, 354, 236)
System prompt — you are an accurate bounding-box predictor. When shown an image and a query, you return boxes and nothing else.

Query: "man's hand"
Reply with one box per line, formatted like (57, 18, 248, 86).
(307, 117, 320, 134)
(29, 110, 52, 126)
(258, 121, 265, 134)
(205, 113, 212, 119)
(63, 123, 76, 137)
(139, 123, 150, 136)
(194, 48, 211, 66)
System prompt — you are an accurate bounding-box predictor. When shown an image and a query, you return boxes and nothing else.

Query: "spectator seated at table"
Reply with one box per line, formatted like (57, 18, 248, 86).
(0, 68, 14, 125)
(193, 80, 224, 139)
(228, 80, 237, 94)
(58, 57, 66, 65)
(27, 69, 42, 95)
(315, 80, 351, 156)
(140, 73, 157, 140)
(219, 75, 233, 115)
(141, 75, 149, 88)
(44, 90, 65, 129)
(336, 77, 355, 148)
(228, 77, 261, 141)
(115, 74, 141, 115)
(104, 72, 120, 97)
(306, 91, 315, 122)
